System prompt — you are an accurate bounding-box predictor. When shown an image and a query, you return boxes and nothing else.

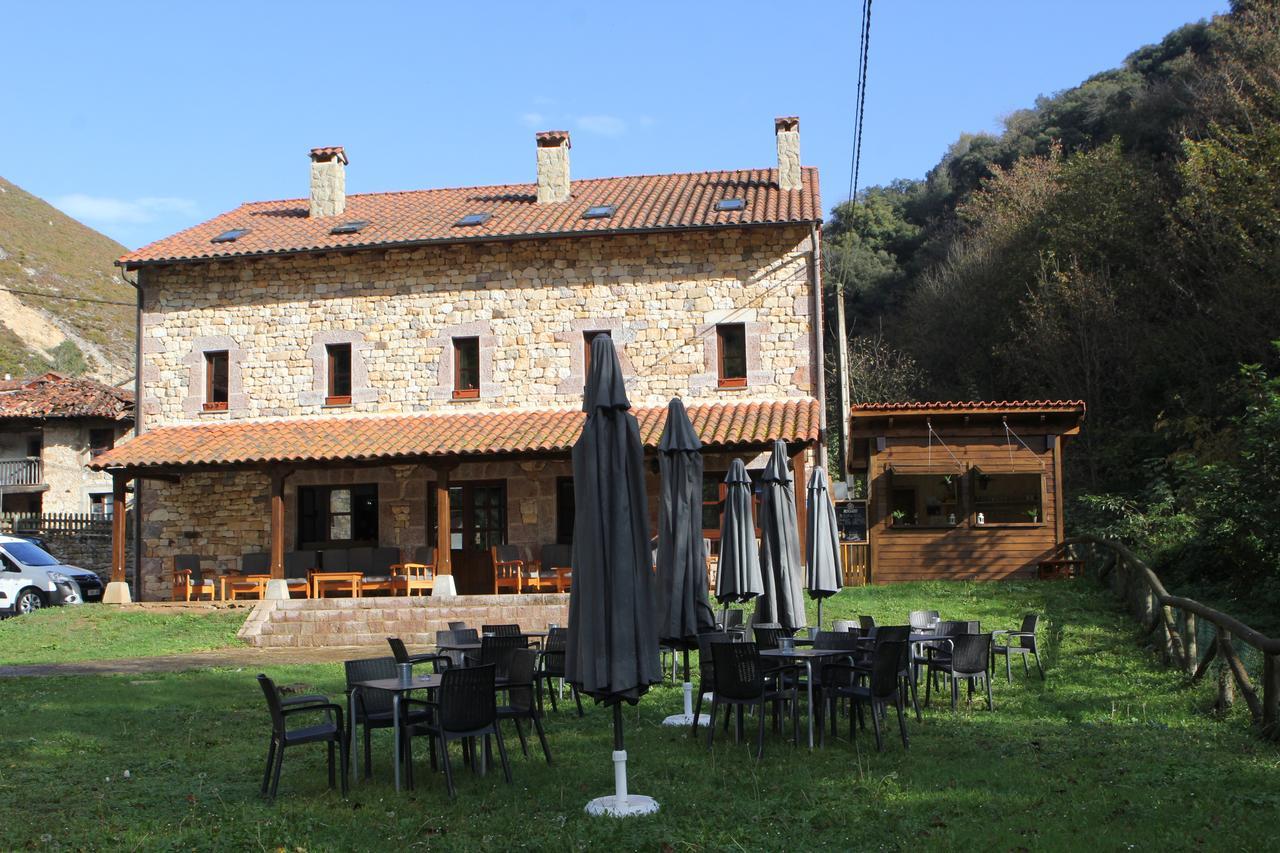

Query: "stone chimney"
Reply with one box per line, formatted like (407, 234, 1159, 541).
(309, 147, 348, 218)
(775, 117, 802, 191)
(535, 131, 571, 203)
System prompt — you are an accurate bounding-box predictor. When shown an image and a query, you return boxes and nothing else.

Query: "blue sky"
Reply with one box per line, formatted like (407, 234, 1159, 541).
(2, 1, 1225, 250)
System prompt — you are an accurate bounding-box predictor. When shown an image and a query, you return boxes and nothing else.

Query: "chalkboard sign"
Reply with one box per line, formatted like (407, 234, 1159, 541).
(836, 500, 868, 542)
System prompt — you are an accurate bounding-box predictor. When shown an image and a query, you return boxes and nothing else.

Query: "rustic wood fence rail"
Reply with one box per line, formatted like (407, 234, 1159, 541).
(1064, 534, 1279, 740)
(0, 512, 112, 538)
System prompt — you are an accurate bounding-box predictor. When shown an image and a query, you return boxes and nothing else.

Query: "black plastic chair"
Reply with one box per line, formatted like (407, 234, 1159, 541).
(342, 657, 432, 784)
(387, 637, 450, 673)
(257, 673, 348, 801)
(752, 625, 788, 651)
(925, 633, 994, 710)
(856, 625, 921, 722)
(536, 627, 584, 716)
(448, 621, 468, 632)
(992, 614, 1044, 682)
(818, 640, 909, 751)
(858, 615, 877, 632)
(705, 642, 800, 759)
(498, 648, 552, 764)
(689, 631, 734, 738)
(420, 664, 512, 799)
(473, 634, 528, 679)
(909, 610, 940, 630)
(482, 623, 524, 637)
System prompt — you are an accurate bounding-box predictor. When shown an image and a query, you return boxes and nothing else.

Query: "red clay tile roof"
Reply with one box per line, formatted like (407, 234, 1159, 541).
(118, 167, 821, 268)
(0, 374, 134, 421)
(850, 400, 1085, 418)
(90, 398, 819, 471)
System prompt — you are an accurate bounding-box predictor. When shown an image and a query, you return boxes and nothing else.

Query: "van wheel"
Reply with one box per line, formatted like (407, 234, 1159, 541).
(14, 588, 44, 615)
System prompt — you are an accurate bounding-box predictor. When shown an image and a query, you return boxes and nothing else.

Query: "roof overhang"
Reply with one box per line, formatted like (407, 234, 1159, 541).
(91, 399, 821, 475)
(850, 401, 1085, 438)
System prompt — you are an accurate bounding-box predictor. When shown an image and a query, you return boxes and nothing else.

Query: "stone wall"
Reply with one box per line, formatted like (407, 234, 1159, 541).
(41, 422, 122, 514)
(137, 226, 816, 428)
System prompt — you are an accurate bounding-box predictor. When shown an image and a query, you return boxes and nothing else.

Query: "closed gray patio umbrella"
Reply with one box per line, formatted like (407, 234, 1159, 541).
(565, 334, 661, 817)
(713, 458, 764, 618)
(804, 465, 843, 628)
(756, 439, 807, 632)
(655, 398, 716, 727)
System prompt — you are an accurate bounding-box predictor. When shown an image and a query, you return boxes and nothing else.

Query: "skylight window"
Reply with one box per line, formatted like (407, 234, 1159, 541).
(583, 205, 616, 220)
(211, 228, 250, 244)
(456, 213, 491, 227)
(714, 198, 746, 212)
(330, 220, 369, 235)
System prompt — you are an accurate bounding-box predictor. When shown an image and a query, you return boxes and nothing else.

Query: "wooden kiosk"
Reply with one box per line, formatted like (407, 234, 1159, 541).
(848, 401, 1086, 583)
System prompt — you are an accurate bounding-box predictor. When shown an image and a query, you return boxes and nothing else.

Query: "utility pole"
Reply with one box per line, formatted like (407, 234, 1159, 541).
(834, 280, 852, 477)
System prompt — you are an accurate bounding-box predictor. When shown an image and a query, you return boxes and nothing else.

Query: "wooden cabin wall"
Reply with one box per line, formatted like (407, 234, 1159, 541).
(867, 432, 1061, 582)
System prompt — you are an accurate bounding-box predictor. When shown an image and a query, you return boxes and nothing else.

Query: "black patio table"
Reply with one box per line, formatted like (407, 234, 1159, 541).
(348, 672, 509, 792)
(759, 647, 854, 749)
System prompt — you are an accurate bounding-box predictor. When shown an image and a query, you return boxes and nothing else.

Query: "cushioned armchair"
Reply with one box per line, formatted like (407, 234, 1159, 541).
(172, 554, 215, 602)
(391, 545, 436, 596)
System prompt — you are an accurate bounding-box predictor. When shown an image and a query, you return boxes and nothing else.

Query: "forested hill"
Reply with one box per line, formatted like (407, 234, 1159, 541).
(825, 0, 1280, 601)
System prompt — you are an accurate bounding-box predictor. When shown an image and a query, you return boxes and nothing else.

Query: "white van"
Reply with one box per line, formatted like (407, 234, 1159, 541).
(0, 534, 103, 615)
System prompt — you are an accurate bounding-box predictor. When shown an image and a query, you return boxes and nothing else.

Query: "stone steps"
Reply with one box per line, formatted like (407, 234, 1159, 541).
(238, 593, 569, 649)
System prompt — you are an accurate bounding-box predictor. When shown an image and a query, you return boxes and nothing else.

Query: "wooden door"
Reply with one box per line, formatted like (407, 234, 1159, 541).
(429, 480, 507, 594)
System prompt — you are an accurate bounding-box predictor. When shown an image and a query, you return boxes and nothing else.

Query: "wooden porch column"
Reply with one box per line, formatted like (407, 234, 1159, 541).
(434, 465, 452, 576)
(111, 473, 128, 584)
(269, 469, 286, 579)
(791, 446, 808, 557)
(103, 471, 133, 603)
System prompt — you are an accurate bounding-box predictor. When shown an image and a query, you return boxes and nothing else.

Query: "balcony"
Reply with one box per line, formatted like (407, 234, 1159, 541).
(0, 457, 44, 488)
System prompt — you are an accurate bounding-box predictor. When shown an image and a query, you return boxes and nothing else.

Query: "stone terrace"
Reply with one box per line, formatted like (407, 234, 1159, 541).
(238, 593, 569, 648)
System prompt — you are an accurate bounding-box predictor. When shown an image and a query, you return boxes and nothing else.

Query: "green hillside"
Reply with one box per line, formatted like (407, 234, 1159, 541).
(0, 175, 134, 381)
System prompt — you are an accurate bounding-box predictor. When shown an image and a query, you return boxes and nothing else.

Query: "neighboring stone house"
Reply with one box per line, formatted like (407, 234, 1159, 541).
(93, 118, 826, 601)
(0, 373, 134, 516)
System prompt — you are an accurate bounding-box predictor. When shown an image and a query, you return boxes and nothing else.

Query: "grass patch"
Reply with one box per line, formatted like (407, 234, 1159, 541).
(0, 581, 1276, 849)
(0, 606, 247, 665)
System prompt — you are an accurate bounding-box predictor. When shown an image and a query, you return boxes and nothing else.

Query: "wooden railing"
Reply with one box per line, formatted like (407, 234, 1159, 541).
(840, 541, 869, 587)
(0, 457, 42, 486)
(0, 512, 111, 537)
(1065, 534, 1279, 741)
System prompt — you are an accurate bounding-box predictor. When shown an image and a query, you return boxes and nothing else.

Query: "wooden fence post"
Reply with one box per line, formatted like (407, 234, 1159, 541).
(1184, 611, 1198, 677)
(1216, 630, 1235, 712)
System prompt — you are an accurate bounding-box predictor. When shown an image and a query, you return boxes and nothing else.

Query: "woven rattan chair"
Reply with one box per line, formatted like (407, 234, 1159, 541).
(536, 627, 583, 717)
(925, 632, 994, 710)
(497, 648, 552, 764)
(420, 664, 511, 799)
(689, 631, 734, 738)
(705, 641, 800, 759)
(257, 673, 348, 801)
(818, 639, 909, 751)
(992, 614, 1044, 682)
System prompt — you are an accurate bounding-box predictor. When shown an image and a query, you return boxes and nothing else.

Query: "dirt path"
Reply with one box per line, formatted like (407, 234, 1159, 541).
(0, 645, 387, 677)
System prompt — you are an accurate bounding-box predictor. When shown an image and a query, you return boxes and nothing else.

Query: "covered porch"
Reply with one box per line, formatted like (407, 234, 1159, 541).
(90, 399, 821, 602)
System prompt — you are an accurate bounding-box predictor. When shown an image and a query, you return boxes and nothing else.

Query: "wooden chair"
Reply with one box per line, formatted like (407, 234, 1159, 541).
(391, 546, 436, 596)
(492, 545, 524, 594)
(172, 554, 215, 602)
(224, 552, 271, 600)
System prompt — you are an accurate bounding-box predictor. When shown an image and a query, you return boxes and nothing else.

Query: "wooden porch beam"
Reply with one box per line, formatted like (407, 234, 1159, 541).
(434, 465, 454, 576)
(269, 469, 288, 579)
(110, 472, 128, 585)
(791, 446, 807, 558)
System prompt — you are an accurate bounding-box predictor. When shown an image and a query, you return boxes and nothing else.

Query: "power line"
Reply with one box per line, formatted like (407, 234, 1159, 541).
(0, 286, 134, 307)
(852, 0, 873, 204)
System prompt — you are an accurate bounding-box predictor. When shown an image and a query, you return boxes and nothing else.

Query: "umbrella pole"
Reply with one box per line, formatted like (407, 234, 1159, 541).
(817, 598, 823, 630)
(587, 701, 660, 817)
(661, 645, 707, 727)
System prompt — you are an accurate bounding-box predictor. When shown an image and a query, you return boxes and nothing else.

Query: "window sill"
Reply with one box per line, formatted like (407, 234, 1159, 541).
(452, 390, 480, 400)
(717, 378, 748, 389)
(202, 402, 229, 412)
(200, 406, 231, 416)
(972, 521, 1046, 529)
(324, 395, 352, 407)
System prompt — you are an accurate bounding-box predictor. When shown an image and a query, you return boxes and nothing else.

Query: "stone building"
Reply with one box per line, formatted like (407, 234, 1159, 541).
(93, 118, 826, 601)
(0, 373, 133, 516)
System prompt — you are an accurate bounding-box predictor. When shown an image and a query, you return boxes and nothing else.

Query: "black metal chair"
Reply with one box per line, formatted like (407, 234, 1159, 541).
(992, 614, 1044, 682)
(689, 631, 734, 738)
(818, 640, 909, 751)
(925, 633, 994, 710)
(387, 637, 450, 673)
(257, 673, 348, 801)
(420, 664, 512, 799)
(536, 626, 584, 716)
(342, 657, 433, 784)
(497, 648, 552, 764)
(705, 642, 800, 759)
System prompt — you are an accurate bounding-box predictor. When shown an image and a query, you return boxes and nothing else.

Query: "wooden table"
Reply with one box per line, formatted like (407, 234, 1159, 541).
(220, 573, 269, 601)
(311, 572, 363, 598)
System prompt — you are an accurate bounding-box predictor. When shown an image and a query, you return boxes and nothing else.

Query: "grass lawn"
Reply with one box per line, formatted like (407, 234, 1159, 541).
(1, 581, 1276, 850)
(0, 606, 247, 665)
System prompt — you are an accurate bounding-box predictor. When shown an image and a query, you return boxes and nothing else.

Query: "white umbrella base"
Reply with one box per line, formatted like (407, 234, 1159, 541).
(584, 749, 659, 818)
(661, 712, 710, 727)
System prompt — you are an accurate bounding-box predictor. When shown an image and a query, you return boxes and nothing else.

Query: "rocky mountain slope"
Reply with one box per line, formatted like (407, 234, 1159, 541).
(0, 176, 134, 383)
